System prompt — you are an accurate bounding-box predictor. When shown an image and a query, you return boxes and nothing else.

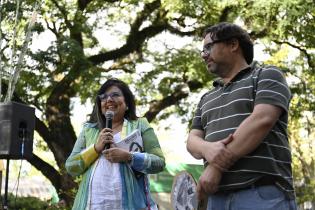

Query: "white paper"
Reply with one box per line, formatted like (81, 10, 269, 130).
(115, 129, 143, 152)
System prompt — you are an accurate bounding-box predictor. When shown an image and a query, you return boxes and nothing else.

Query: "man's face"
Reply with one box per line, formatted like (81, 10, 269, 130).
(201, 33, 228, 76)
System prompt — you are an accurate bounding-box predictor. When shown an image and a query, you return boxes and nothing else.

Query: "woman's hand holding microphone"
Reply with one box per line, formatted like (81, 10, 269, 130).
(94, 128, 114, 154)
(94, 128, 132, 163)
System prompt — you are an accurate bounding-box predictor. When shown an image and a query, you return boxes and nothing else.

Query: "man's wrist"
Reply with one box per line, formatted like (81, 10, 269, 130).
(225, 147, 239, 167)
(212, 163, 225, 172)
(200, 140, 207, 159)
(204, 160, 226, 172)
(208, 163, 224, 173)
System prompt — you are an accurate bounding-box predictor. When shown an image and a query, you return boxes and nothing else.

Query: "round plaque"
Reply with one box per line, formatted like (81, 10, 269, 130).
(171, 171, 197, 210)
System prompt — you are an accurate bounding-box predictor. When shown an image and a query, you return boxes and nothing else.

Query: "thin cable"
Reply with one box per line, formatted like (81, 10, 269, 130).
(5, 0, 21, 102)
(10, 159, 23, 210)
(6, 0, 39, 101)
(11, 127, 26, 210)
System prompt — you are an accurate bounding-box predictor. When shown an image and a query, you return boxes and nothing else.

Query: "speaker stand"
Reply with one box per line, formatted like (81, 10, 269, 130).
(2, 159, 9, 210)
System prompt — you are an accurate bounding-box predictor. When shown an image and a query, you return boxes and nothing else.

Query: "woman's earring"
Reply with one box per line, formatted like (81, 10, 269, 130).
(126, 106, 129, 110)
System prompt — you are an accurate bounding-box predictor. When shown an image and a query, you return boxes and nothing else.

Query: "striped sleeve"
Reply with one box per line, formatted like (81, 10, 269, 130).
(131, 118, 165, 174)
(254, 66, 291, 113)
(65, 124, 99, 177)
(191, 94, 205, 130)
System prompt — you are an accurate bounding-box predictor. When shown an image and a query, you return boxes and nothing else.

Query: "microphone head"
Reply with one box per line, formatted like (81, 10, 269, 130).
(105, 110, 114, 119)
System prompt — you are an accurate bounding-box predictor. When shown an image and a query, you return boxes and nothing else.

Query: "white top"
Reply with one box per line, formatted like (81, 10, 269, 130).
(90, 132, 123, 210)
(88, 132, 159, 210)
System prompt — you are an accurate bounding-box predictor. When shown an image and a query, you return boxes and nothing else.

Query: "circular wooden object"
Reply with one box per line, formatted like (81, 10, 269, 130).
(171, 171, 197, 210)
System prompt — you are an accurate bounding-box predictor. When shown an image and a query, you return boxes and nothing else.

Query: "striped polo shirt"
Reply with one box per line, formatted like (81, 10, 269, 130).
(191, 66, 295, 198)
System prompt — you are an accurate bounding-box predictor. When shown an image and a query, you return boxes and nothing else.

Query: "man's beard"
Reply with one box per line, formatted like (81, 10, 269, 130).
(207, 62, 219, 75)
(207, 62, 229, 78)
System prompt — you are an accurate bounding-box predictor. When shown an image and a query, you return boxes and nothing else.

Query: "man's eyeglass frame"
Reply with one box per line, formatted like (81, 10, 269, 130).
(201, 37, 236, 57)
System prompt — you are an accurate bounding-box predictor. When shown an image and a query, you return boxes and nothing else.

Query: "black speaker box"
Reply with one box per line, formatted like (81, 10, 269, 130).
(0, 102, 35, 159)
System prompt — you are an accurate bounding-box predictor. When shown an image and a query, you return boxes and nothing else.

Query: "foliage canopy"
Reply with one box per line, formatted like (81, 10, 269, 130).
(0, 0, 314, 206)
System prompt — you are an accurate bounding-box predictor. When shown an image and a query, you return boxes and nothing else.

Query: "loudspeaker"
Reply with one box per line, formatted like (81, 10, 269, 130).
(0, 102, 35, 159)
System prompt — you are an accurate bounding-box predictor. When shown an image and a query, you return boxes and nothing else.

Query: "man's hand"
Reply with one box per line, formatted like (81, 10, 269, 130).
(202, 134, 236, 171)
(197, 164, 222, 201)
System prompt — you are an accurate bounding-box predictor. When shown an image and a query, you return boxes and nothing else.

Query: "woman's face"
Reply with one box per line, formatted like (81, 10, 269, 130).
(100, 85, 127, 122)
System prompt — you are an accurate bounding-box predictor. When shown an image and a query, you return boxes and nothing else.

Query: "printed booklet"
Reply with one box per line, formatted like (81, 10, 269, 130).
(115, 129, 143, 152)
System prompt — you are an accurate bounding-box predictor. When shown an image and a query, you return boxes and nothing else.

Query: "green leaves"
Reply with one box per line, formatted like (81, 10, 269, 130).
(1, 0, 315, 204)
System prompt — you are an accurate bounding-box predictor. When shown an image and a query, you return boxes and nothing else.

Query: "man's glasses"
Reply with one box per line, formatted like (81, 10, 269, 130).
(98, 92, 122, 101)
(201, 37, 234, 57)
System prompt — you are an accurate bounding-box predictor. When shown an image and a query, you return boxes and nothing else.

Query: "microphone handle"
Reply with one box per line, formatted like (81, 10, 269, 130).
(105, 119, 112, 129)
(104, 118, 112, 149)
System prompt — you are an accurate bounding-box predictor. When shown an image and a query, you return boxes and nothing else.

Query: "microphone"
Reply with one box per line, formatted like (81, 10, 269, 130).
(104, 110, 114, 149)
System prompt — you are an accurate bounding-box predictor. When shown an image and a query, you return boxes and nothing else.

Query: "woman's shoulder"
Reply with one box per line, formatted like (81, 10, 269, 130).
(130, 117, 149, 124)
(81, 122, 98, 137)
(128, 117, 151, 129)
(83, 122, 98, 129)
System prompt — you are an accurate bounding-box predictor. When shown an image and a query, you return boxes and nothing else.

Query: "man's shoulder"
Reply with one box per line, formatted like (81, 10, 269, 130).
(200, 89, 216, 102)
(253, 65, 286, 79)
(254, 64, 283, 73)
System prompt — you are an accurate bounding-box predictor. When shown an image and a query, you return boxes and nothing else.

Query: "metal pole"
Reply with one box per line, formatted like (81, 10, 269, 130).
(3, 159, 9, 210)
(0, 164, 2, 200)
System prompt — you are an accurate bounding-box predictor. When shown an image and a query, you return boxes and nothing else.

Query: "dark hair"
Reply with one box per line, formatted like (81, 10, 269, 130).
(203, 22, 253, 65)
(89, 78, 138, 130)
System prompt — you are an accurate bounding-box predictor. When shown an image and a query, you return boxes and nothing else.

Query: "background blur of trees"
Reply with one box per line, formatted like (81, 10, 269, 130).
(0, 0, 314, 208)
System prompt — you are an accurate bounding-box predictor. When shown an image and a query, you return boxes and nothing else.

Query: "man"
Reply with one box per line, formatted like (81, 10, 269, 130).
(187, 22, 297, 209)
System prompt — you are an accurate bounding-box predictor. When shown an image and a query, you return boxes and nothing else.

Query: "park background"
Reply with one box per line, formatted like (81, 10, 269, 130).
(0, 0, 314, 209)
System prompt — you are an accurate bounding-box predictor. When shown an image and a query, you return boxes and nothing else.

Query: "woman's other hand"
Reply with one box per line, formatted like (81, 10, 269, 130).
(94, 128, 114, 153)
(103, 148, 131, 163)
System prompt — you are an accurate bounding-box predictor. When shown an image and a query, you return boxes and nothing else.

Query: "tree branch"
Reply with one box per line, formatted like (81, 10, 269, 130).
(293, 137, 311, 181)
(166, 5, 234, 37)
(88, 0, 165, 65)
(273, 40, 314, 69)
(166, 24, 198, 36)
(77, 0, 93, 11)
(26, 153, 77, 203)
(51, 0, 72, 29)
(105, 56, 136, 73)
(27, 153, 62, 189)
(219, 6, 233, 22)
(45, 19, 59, 38)
(35, 115, 51, 142)
(129, 0, 161, 34)
(144, 85, 188, 122)
(249, 28, 269, 40)
(143, 76, 204, 122)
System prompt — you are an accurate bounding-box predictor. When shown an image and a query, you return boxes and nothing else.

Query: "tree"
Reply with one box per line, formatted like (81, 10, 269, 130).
(254, 0, 315, 207)
(0, 0, 314, 206)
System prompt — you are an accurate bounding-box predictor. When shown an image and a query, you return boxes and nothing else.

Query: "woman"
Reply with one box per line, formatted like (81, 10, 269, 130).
(65, 78, 165, 210)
